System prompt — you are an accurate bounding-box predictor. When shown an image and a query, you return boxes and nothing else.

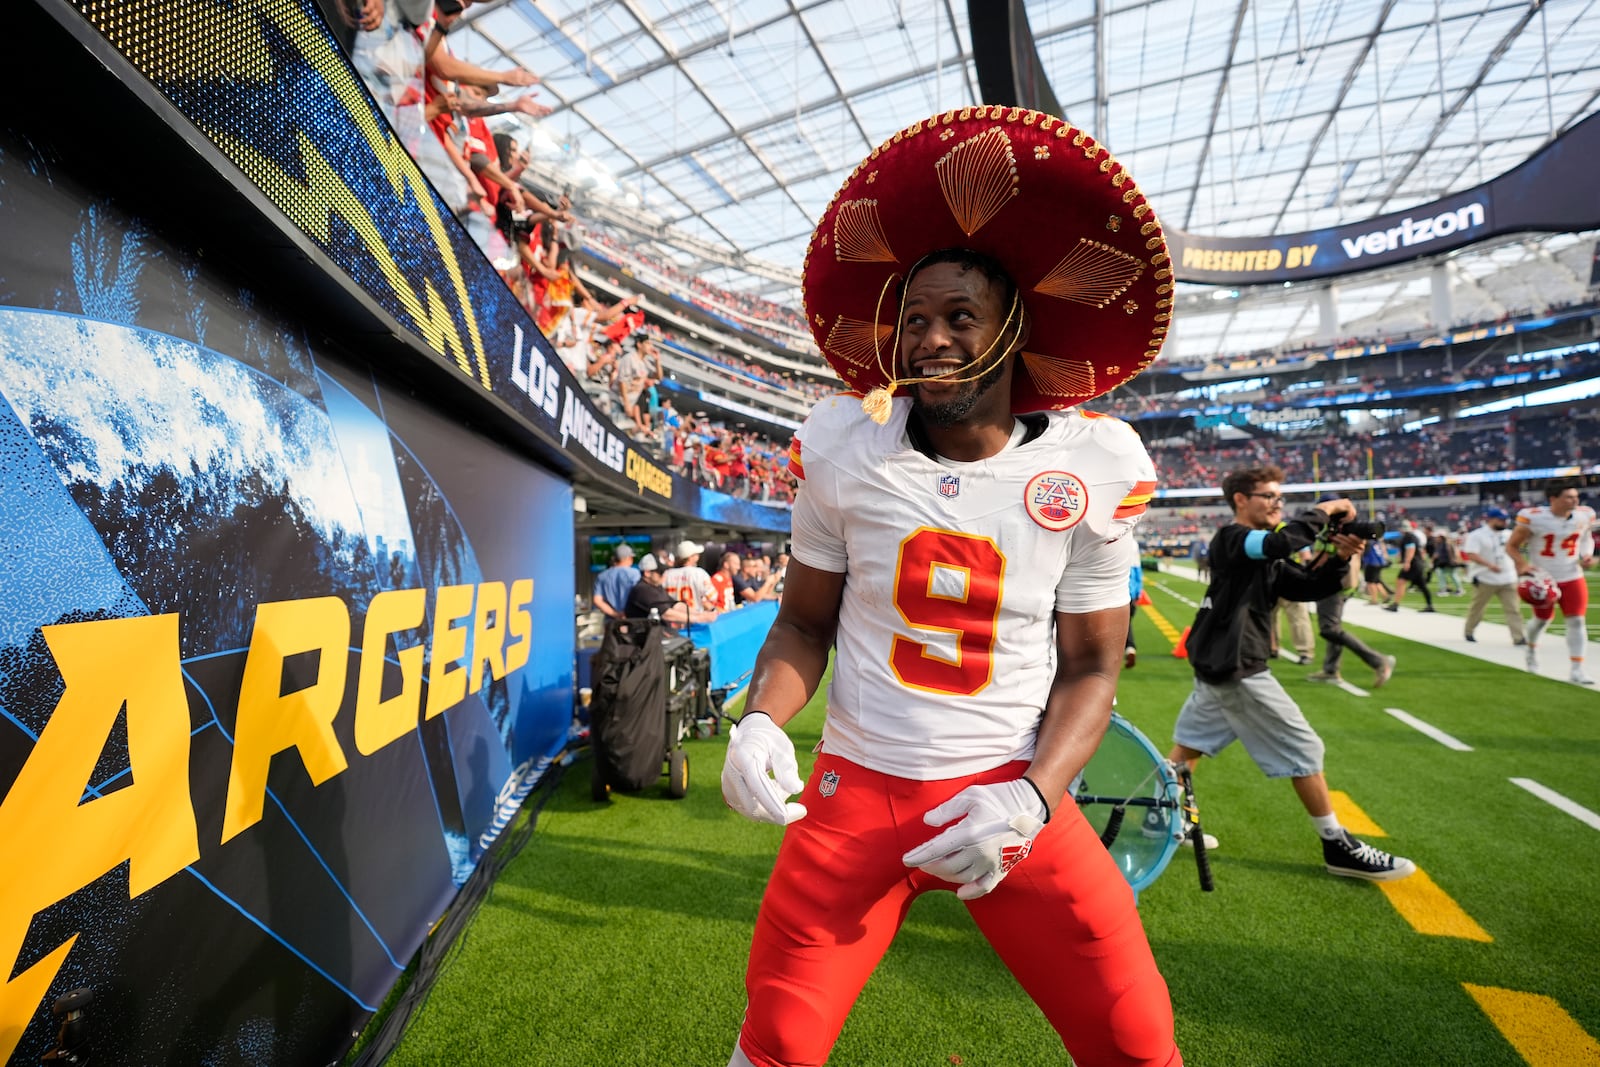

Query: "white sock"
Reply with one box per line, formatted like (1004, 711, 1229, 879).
(1312, 813, 1343, 840)
(1568, 618, 1588, 667)
(1528, 617, 1550, 647)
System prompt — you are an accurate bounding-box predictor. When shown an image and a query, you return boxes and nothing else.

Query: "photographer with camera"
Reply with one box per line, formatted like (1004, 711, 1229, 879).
(1306, 494, 1396, 687)
(1165, 466, 1416, 881)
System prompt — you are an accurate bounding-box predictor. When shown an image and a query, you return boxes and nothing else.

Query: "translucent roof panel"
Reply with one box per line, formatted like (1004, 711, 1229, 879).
(448, 0, 1600, 361)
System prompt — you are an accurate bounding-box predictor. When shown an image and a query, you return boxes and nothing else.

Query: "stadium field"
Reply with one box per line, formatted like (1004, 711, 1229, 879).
(383, 569, 1600, 1066)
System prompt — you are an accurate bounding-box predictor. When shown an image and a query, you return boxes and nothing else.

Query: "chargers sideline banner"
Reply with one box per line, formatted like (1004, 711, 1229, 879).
(0, 114, 576, 1062)
(1166, 112, 1600, 285)
(42, 0, 789, 534)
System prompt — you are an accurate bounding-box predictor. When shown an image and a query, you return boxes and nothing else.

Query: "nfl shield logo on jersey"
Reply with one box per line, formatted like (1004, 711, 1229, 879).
(819, 770, 841, 797)
(938, 474, 960, 498)
(1024, 471, 1090, 531)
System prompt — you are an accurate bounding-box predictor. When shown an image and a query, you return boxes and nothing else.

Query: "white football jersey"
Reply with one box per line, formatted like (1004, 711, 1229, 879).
(788, 395, 1155, 780)
(662, 565, 717, 610)
(1515, 504, 1596, 582)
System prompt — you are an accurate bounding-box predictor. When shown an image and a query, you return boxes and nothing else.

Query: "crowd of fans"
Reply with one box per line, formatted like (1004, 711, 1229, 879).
(1143, 403, 1600, 491)
(1096, 344, 1600, 423)
(1157, 292, 1599, 369)
(653, 401, 797, 505)
(656, 330, 834, 402)
(585, 230, 813, 351)
(337, 0, 823, 504)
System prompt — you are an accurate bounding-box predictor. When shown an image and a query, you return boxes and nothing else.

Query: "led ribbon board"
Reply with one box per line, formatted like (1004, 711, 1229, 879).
(1165, 113, 1600, 285)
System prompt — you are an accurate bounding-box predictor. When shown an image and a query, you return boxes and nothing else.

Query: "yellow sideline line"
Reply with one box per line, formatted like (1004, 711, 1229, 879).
(1378, 869, 1493, 941)
(1329, 791, 1385, 836)
(1463, 984, 1600, 1065)
(1333, 793, 1492, 942)
(1138, 601, 1183, 646)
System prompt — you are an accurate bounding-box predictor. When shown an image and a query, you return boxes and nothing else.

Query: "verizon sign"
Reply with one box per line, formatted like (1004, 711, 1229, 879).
(1162, 113, 1600, 286)
(1340, 202, 1487, 260)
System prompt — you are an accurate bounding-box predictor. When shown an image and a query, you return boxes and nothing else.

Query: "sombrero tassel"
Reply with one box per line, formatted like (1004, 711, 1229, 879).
(861, 387, 893, 425)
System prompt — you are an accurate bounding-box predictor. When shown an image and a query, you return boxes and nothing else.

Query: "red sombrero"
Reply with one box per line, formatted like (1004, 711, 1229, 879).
(802, 106, 1172, 415)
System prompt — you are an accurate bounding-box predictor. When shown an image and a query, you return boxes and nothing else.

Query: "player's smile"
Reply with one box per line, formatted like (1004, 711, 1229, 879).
(898, 261, 1015, 423)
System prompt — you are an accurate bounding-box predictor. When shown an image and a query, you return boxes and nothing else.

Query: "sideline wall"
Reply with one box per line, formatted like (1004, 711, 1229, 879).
(0, 114, 577, 1064)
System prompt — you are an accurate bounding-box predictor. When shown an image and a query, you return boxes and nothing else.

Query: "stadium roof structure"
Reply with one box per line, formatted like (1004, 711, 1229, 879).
(450, 0, 1600, 363)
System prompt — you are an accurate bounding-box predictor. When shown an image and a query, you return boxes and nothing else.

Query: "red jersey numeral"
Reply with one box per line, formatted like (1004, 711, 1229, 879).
(1540, 533, 1581, 558)
(889, 528, 1005, 696)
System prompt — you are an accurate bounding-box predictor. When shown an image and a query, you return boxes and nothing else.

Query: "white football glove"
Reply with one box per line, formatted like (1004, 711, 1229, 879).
(721, 713, 808, 825)
(901, 779, 1047, 900)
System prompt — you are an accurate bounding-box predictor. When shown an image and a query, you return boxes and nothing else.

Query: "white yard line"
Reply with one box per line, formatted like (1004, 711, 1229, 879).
(1334, 679, 1371, 697)
(1509, 778, 1600, 832)
(1381, 707, 1473, 751)
(1146, 579, 1198, 609)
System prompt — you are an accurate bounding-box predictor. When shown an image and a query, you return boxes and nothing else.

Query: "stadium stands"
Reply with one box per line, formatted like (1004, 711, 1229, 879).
(341, 5, 1599, 532)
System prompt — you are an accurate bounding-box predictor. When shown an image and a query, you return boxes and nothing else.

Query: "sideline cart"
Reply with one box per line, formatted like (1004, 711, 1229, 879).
(588, 616, 708, 800)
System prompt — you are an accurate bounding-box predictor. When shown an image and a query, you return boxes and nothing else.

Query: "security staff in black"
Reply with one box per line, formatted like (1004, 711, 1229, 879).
(1165, 465, 1416, 881)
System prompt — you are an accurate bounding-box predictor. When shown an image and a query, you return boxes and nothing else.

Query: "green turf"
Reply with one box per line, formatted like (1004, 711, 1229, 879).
(385, 573, 1600, 1066)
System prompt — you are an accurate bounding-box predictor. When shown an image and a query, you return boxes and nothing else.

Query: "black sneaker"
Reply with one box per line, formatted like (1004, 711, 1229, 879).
(1140, 806, 1171, 840)
(1323, 830, 1415, 881)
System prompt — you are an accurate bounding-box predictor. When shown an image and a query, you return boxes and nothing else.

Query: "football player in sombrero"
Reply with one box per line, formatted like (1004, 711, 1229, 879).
(719, 106, 1180, 1067)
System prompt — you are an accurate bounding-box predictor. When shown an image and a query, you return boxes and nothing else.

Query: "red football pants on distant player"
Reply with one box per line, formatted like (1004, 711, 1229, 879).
(735, 754, 1181, 1067)
(1531, 577, 1590, 621)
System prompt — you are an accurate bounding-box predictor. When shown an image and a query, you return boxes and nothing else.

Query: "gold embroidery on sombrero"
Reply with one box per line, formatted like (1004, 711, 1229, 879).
(1033, 239, 1145, 308)
(833, 200, 897, 263)
(826, 316, 892, 367)
(1021, 352, 1096, 397)
(936, 127, 1019, 237)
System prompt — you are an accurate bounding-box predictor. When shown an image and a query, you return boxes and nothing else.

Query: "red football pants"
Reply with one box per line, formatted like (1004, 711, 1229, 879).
(736, 754, 1181, 1067)
(1531, 577, 1590, 621)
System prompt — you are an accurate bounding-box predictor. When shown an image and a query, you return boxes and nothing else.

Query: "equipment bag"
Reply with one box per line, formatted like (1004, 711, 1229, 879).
(590, 617, 668, 791)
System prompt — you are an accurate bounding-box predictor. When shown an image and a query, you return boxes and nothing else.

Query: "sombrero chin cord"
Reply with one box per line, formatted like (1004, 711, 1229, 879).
(859, 276, 1026, 425)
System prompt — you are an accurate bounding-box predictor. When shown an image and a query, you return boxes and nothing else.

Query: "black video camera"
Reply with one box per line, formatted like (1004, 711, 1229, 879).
(1330, 515, 1386, 540)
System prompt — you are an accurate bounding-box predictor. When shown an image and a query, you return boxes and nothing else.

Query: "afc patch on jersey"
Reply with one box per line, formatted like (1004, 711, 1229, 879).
(937, 474, 961, 498)
(1024, 471, 1089, 531)
(819, 769, 841, 797)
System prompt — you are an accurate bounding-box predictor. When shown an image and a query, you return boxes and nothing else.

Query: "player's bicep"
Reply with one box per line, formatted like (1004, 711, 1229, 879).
(1052, 604, 1127, 680)
(770, 560, 845, 650)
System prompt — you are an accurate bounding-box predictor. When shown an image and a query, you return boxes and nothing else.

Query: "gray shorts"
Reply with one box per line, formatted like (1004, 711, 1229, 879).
(1174, 672, 1325, 779)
